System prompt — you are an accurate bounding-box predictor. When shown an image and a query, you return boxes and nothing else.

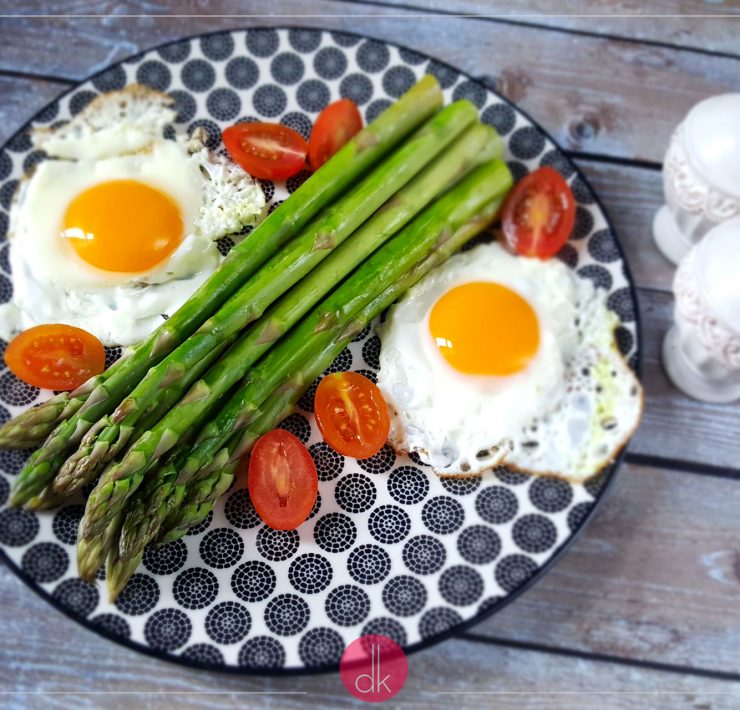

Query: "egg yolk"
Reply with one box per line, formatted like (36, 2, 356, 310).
(429, 281, 540, 376)
(62, 179, 184, 273)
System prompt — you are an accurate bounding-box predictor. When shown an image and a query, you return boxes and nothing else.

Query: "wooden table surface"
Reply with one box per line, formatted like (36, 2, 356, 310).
(1, 2, 740, 708)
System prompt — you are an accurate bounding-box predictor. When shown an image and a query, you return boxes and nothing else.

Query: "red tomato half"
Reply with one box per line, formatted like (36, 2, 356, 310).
(4, 324, 106, 390)
(248, 429, 318, 530)
(314, 372, 390, 459)
(222, 122, 308, 181)
(501, 166, 576, 259)
(308, 99, 363, 171)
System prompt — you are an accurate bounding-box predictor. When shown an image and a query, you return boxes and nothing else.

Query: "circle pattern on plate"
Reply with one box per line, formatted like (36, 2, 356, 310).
(0, 27, 637, 673)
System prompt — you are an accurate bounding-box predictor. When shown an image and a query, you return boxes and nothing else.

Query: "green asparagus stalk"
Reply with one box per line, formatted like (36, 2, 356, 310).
(56, 120, 497, 497)
(78, 159, 512, 580)
(8, 75, 443, 504)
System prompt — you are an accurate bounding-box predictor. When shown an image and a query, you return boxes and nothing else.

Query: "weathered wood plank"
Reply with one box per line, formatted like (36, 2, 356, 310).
(375, 0, 740, 55)
(1, 0, 739, 162)
(1, 562, 738, 710)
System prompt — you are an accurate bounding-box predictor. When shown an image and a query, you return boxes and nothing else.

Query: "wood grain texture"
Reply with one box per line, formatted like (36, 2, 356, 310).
(372, 0, 740, 54)
(1, 560, 739, 710)
(2, 0, 740, 162)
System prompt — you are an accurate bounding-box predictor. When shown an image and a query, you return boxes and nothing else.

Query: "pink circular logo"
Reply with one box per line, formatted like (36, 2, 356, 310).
(340, 634, 408, 703)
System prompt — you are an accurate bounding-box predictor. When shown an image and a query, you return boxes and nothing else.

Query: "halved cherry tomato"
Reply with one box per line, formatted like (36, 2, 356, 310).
(314, 372, 390, 459)
(248, 429, 318, 530)
(222, 122, 308, 181)
(4, 324, 106, 390)
(501, 166, 576, 259)
(308, 99, 363, 171)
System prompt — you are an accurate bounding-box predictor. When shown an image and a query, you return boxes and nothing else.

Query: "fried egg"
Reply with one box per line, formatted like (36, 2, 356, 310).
(0, 86, 265, 346)
(377, 242, 643, 483)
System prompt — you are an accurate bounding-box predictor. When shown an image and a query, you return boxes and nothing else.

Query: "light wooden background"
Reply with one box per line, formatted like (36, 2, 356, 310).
(1, 2, 740, 708)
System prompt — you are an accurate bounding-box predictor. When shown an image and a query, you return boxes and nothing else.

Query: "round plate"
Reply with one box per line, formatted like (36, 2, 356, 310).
(0, 27, 640, 674)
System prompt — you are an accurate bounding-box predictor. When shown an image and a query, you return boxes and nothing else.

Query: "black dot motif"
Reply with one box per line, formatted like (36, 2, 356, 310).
(0, 152, 11, 181)
(314, 513, 357, 553)
(309, 442, 344, 481)
(457, 525, 502, 565)
(352, 323, 371, 343)
(361, 335, 381, 370)
(585, 468, 610, 498)
(355, 368, 377, 384)
(332, 31, 360, 48)
(205, 601, 251, 644)
(185, 509, 212, 536)
(439, 565, 484, 606)
(368, 504, 411, 545)
(325, 346, 353, 374)
(495, 467, 530, 486)
(572, 206, 594, 240)
(169, 90, 196, 124)
(216, 236, 234, 257)
(356, 40, 390, 73)
(571, 175, 595, 204)
(422, 496, 465, 535)
(347, 544, 391, 585)
(231, 560, 276, 603)
(335, 472, 377, 514)
(0, 371, 39, 407)
(289, 28, 321, 53)
(199, 528, 244, 569)
(568, 501, 593, 531)
(419, 607, 462, 639)
(52, 505, 84, 545)
(387, 466, 429, 506)
(557, 243, 579, 270)
(314, 47, 347, 80)
(607, 287, 636, 322)
(50, 578, 97, 619)
(279, 412, 311, 443)
(383, 66, 416, 98)
(614, 325, 634, 356)
(363, 617, 407, 646)
(206, 88, 241, 121)
(200, 32, 235, 61)
(21, 542, 69, 583)
(182, 643, 224, 666)
(0, 508, 39, 546)
(452, 79, 487, 108)
(135, 61, 171, 91)
(495, 554, 538, 593)
(513, 514, 558, 554)
(271, 52, 305, 85)
(325, 584, 371, 627)
(426, 59, 458, 88)
(296, 79, 330, 113)
(289, 553, 333, 594)
(358, 444, 395, 475)
(104, 346, 122, 368)
(0, 405, 9, 428)
(339, 73, 374, 106)
(238, 636, 286, 669)
(92, 613, 131, 639)
(280, 111, 312, 139)
(188, 118, 221, 150)
(1, 180, 18, 210)
(256, 526, 300, 562)
(144, 608, 191, 651)
(6, 127, 32, 152)
(158, 40, 190, 63)
(23, 149, 47, 174)
(481, 102, 516, 135)
(35, 101, 59, 124)
(383, 575, 427, 617)
(506, 160, 529, 184)
(143, 539, 187, 576)
(403, 535, 446, 575)
(477, 486, 520, 525)
(225, 56, 259, 90)
(299, 627, 345, 668)
(509, 126, 546, 160)
(529, 477, 573, 513)
(0, 243, 7, 275)
(286, 169, 311, 194)
(265, 594, 311, 636)
(399, 47, 425, 64)
(247, 29, 280, 58)
(173, 567, 219, 610)
(365, 98, 392, 123)
(114, 573, 159, 615)
(92, 65, 126, 92)
(588, 229, 620, 263)
(253, 84, 288, 117)
(181, 59, 216, 92)
(0, 476, 8, 506)
(258, 178, 275, 202)
(306, 491, 322, 521)
(540, 149, 576, 178)
(440, 476, 481, 496)
(578, 264, 613, 291)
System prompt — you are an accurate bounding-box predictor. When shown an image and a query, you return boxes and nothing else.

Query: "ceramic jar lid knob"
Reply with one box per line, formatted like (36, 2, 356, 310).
(663, 217, 740, 403)
(653, 93, 740, 265)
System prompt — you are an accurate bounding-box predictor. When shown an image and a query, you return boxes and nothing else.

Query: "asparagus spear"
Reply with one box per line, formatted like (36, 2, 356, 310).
(8, 75, 443, 504)
(77, 160, 512, 580)
(56, 120, 496, 496)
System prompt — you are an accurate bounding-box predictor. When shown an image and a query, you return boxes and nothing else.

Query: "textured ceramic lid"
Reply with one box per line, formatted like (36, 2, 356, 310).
(696, 216, 740, 332)
(685, 93, 740, 199)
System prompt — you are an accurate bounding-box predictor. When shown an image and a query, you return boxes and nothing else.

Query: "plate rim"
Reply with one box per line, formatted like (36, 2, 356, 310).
(0, 23, 643, 677)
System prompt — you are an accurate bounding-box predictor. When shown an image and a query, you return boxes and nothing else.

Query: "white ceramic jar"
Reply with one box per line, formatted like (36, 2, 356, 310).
(653, 93, 740, 265)
(663, 217, 740, 403)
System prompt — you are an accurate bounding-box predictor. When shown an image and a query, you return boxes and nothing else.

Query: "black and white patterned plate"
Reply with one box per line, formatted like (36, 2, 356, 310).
(0, 28, 640, 673)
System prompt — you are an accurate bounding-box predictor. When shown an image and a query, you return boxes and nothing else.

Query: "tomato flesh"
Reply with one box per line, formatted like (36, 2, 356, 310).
(308, 99, 363, 171)
(4, 324, 106, 390)
(222, 122, 308, 181)
(501, 166, 576, 259)
(314, 372, 390, 459)
(248, 429, 318, 530)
